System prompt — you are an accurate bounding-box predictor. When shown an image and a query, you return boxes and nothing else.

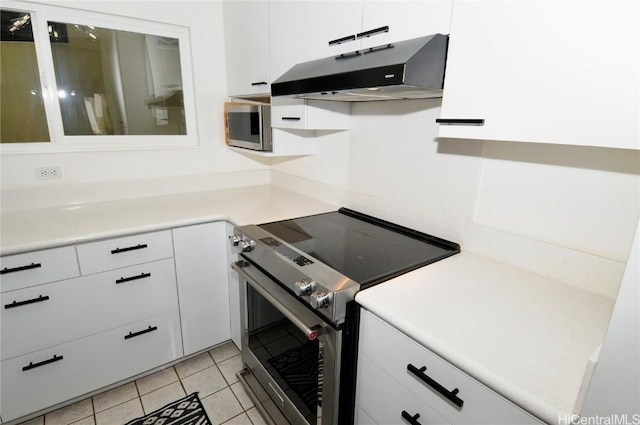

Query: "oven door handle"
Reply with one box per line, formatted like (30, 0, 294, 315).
(232, 261, 322, 341)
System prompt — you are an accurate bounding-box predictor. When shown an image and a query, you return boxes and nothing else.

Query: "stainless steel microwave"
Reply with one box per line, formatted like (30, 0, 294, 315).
(224, 102, 272, 151)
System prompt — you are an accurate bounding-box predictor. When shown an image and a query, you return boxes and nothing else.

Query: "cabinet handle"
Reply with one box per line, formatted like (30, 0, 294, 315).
(1, 262, 42, 275)
(22, 354, 63, 371)
(115, 272, 151, 284)
(407, 363, 464, 409)
(281, 117, 301, 121)
(357, 25, 389, 39)
(328, 34, 356, 46)
(435, 118, 485, 126)
(111, 244, 148, 254)
(401, 411, 422, 425)
(124, 325, 158, 340)
(251, 81, 268, 86)
(4, 295, 50, 309)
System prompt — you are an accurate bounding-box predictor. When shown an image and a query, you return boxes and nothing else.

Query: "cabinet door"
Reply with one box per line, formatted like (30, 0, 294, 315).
(360, 0, 452, 49)
(269, 0, 305, 82)
(438, 1, 639, 150)
(304, 1, 363, 61)
(223, 1, 270, 97)
(172, 222, 230, 356)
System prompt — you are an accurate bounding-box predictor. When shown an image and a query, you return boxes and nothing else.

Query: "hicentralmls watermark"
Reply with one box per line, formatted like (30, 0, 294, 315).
(558, 414, 640, 425)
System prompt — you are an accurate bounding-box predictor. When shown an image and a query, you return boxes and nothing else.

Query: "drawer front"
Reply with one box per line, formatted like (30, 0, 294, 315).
(0, 246, 79, 293)
(359, 312, 541, 424)
(1, 259, 179, 360)
(357, 355, 450, 425)
(76, 230, 173, 274)
(1, 311, 182, 422)
(272, 101, 307, 129)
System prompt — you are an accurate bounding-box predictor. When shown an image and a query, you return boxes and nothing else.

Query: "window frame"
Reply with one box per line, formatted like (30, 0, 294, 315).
(0, 1, 199, 154)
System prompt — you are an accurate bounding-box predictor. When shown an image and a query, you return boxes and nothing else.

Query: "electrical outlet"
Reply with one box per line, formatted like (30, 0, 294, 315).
(36, 166, 62, 180)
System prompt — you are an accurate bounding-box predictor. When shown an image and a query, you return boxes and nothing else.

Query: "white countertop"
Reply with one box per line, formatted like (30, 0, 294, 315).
(1, 186, 614, 424)
(0, 185, 336, 256)
(356, 252, 614, 425)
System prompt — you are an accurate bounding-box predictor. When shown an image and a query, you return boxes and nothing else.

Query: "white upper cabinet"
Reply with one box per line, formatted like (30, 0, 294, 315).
(304, 1, 364, 61)
(223, 1, 270, 97)
(438, 1, 639, 150)
(304, 1, 453, 61)
(360, 0, 452, 49)
(269, 0, 305, 82)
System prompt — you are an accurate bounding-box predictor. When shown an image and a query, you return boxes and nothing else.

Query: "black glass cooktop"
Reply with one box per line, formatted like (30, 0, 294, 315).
(259, 208, 460, 288)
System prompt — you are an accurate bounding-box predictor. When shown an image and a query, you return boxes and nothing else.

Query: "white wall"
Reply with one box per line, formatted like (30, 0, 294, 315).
(272, 99, 640, 299)
(0, 0, 268, 209)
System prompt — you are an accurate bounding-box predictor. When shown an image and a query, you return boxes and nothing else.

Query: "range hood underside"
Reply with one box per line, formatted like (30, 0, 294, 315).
(291, 85, 443, 101)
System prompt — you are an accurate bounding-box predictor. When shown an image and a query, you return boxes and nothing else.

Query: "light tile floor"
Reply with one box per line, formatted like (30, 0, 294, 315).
(17, 342, 266, 425)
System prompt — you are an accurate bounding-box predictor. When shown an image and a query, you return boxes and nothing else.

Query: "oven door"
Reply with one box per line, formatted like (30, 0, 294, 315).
(232, 259, 341, 425)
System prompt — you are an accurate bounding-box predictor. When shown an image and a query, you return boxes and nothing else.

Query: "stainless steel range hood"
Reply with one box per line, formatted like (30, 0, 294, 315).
(271, 34, 448, 102)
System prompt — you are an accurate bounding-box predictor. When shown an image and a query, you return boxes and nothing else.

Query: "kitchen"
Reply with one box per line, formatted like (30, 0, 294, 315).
(0, 1, 638, 425)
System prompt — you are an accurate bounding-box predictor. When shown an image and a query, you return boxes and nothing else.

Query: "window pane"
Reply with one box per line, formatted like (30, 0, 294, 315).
(0, 10, 50, 143)
(49, 22, 186, 136)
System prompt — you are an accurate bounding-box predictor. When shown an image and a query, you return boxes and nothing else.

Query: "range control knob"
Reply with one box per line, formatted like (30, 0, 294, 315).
(294, 279, 316, 296)
(309, 291, 332, 309)
(229, 234, 244, 246)
(239, 239, 256, 252)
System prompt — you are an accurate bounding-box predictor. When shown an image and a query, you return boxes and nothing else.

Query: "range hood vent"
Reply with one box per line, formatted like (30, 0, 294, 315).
(271, 33, 448, 102)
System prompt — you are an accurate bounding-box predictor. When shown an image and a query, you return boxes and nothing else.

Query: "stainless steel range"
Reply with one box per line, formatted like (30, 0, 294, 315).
(229, 208, 460, 425)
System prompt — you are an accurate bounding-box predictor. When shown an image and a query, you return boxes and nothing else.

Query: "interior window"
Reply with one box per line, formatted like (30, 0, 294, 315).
(1, 4, 193, 149)
(48, 22, 186, 136)
(0, 10, 50, 143)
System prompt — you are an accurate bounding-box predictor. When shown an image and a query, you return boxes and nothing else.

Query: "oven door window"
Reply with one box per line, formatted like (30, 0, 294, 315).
(247, 285, 320, 422)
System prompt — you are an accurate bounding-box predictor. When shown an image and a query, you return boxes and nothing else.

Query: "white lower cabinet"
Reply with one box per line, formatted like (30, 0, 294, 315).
(357, 355, 449, 424)
(357, 310, 542, 425)
(1, 311, 182, 422)
(1, 258, 178, 361)
(0, 221, 236, 423)
(172, 222, 231, 356)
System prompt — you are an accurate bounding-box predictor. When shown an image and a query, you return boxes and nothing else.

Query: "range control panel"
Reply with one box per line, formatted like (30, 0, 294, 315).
(260, 237, 314, 267)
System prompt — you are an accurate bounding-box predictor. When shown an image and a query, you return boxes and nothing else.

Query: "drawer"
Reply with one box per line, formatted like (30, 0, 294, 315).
(1, 310, 182, 422)
(0, 246, 79, 292)
(359, 312, 541, 424)
(76, 230, 173, 274)
(271, 98, 350, 130)
(357, 355, 449, 425)
(1, 258, 179, 360)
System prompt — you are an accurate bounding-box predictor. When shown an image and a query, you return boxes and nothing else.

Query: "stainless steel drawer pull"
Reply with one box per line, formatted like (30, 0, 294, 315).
(23, 354, 63, 371)
(116, 272, 151, 284)
(1, 262, 42, 275)
(5, 295, 50, 309)
(407, 363, 464, 409)
(111, 244, 148, 254)
(435, 118, 485, 126)
(401, 410, 422, 425)
(124, 325, 158, 340)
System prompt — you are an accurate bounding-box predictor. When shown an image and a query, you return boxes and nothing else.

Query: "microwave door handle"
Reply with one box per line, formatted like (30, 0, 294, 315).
(232, 261, 322, 341)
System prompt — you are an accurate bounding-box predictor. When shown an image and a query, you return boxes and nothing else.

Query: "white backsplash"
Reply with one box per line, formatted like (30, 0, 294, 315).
(270, 98, 639, 301)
